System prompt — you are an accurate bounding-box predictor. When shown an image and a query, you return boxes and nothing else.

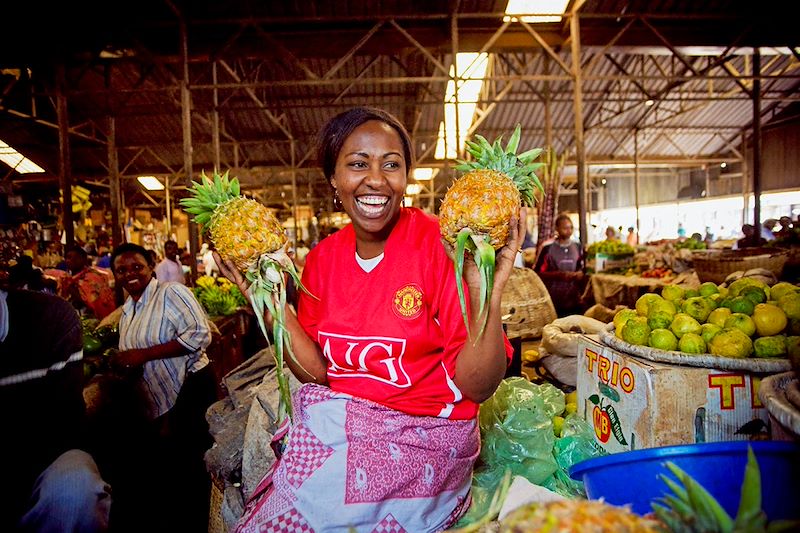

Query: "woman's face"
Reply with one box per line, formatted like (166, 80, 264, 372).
(113, 251, 153, 300)
(556, 218, 574, 240)
(331, 120, 407, 242)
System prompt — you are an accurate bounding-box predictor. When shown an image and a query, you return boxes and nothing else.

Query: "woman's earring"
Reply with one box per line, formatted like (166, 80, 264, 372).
(333, 188, 343, 210)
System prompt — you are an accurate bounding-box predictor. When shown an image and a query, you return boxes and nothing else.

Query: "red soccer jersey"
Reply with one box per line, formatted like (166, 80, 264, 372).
(298, 207, 512, 420)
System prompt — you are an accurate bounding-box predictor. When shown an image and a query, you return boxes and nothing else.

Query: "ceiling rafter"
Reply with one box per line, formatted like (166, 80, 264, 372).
(1, 5, 798, 212)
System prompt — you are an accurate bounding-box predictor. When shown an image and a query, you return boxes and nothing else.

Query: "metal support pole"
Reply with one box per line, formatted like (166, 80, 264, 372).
(56, 65, 74, 247)
(177, 10, 199, 279)
(570, 12, 588, 249)
(107, 116, 123, 246)
(752, 49, 762, 246)
(634, 128, 641, 236)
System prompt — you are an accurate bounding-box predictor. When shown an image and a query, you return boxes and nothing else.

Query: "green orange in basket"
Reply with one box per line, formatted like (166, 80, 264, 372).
(678, 333, 706, 355)
(770, 282, 799, 302)
(752, 303, 787, 337)
(636, 293, 663, 317)
(753, 335, 787, 358)
(682, 296, 716, 323)
(649, 298, 677, 317)
(778, 292, 800, 320)
(613, 308, 639, 330)
(670, 313, 702, 339)
(661, 285, 685, 302)
(698, 282, 720, 297)
(740, 286, 767, 305)
(701, 323, 722, 344)
(649, 328, 678, 351)
(727, 296, 755, 316)
(724, 313, 756, 337)
(647, 310, 673, 331)
(622, 316, 651, 346)
(709, 328, 753, 358)
(727, 277, 769, 299)
(707, 307, 732, 328)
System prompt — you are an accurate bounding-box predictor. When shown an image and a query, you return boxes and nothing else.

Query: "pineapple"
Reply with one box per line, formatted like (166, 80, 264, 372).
(180, 170, 311, 422)
(652, 447, 799, 533)
(453, 447, 798, 533)
(439, 124, 543, 338)
(499, 499, 662, 532)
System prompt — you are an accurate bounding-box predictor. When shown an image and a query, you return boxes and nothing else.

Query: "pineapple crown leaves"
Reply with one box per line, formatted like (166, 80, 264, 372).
(455, 124, 545, 208)
(179, 170, 241, 227)
(651, 446, 800, 533)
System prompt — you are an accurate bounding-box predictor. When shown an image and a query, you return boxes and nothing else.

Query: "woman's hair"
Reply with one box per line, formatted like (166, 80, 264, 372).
(110, 242, 154, 272)
(65, 245, 88, 259)
(316, 106, 414, 181)
(555, 213, 572, 227)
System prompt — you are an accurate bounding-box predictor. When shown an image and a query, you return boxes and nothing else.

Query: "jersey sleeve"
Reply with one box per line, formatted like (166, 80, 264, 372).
(297, 251, 321, 341)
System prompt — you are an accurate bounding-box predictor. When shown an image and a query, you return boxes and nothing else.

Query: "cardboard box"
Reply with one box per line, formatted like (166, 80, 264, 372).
(586, 253, 634, 273)
(577, 335, 772, 453)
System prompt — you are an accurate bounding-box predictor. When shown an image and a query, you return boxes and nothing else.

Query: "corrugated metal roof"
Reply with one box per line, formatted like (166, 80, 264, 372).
(0, 0, 797, 207)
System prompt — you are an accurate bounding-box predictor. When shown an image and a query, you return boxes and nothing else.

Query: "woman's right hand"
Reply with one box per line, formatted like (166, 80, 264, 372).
(212, 251, 251, 298)
(212, 251, 276, 326)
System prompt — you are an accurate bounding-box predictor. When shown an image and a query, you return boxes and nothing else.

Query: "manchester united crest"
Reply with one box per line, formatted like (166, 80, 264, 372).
(392, 284, 423, 319)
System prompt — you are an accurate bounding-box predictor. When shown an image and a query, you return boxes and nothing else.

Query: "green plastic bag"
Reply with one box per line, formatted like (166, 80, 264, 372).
(455, 378, 606, 528)
(478, 378, 562, 485)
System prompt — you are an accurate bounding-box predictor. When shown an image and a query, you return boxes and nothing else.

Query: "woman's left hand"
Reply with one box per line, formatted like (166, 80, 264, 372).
(491, 206, 527, 291)
(440, 207, 527, 297)
(111, 348, 149, 373)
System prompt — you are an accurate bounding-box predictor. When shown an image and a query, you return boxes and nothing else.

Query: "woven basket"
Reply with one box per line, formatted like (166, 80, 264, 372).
(691, 247, 788, 284)
(500, 268, 557, 339)
(208, 477, 225, 533)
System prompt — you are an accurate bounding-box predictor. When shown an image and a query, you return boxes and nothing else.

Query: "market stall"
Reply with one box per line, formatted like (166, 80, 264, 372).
(589, 270, 701, 309)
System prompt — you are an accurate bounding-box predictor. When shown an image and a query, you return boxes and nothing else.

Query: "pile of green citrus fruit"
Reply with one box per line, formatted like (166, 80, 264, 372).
(613, 279, 800, 359)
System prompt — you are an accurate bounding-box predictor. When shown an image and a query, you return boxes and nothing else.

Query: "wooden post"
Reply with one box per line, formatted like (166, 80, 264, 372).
(570, 12, 588, 249)
(544, 54, 552, 149)
(752, 49, 762, 246)
(178, 11, 199, 279)
(56, 65, 74, 247)
(741, 131, 748, 228)
(107, 116, 123, 246)
(291, 139, 299, 245)
(634, 128, 641, 236)
(165, 180, 172, 237)
(212, 61, 221, 172)
(451, 14, 460, 159)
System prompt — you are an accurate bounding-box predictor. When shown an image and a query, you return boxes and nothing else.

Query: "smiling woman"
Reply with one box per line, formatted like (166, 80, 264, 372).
(218, 107, 527, 533)
(107, 242, 215, 531)
(320, 108, 413, 259)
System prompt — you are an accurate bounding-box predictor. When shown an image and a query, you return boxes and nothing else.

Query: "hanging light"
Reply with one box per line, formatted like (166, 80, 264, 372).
(137, 176, 165, 190)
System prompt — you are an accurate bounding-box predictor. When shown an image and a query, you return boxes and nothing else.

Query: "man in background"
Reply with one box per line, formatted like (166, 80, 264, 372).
(61, 246, 116, 319)
(0, 284, 111, 532)
(626, 227, 638, 247)
(154, 240, 185, 284)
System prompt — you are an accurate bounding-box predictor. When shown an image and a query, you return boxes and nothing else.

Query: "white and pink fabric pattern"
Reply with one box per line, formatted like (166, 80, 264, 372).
(234, 383, 479, 533)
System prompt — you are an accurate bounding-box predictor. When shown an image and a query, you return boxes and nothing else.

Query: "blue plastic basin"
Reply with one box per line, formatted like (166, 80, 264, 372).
(569, 441, 800, 520)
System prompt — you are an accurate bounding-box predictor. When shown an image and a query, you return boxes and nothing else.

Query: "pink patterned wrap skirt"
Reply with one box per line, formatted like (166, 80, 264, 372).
(234, 383, 479, 533)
